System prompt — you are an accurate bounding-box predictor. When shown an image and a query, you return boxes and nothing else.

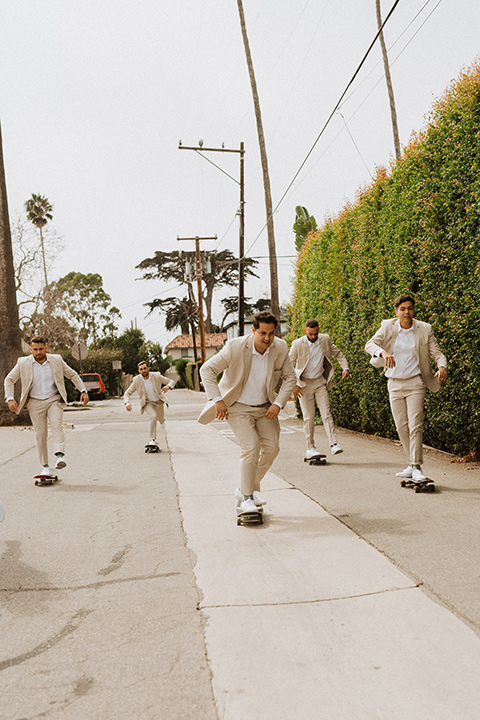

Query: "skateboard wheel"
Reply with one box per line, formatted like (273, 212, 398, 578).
(400, 480, 406, 487)
(237, 518, 242, 526)
(414, 485, 420, 492)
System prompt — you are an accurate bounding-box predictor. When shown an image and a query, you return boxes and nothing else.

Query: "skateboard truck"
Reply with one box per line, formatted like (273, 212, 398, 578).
(34, 473, 59, 486)
(400, 478, 435, 493)
(304, 453, 327, 466)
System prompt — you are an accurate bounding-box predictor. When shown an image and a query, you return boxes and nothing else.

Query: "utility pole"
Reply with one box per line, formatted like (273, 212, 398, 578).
(179, 141, 246, 335)
(177, 235, 217, 365)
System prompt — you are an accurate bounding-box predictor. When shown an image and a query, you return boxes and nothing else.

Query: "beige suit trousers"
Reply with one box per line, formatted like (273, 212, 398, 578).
(299, 377, 336, 449)
(27, 394, 65, 466)
(227, 402, 280, 496)
(387, 376, 426, 465)
(144, 401, 165, 440)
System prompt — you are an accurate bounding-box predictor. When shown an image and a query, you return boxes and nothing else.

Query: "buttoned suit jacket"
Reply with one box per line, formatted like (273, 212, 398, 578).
(364, 318, 447, 392)
(197, 334, 296, 425)
(124, 372, 174, 414)
(289, 334, 349, 391)
(4, 354, 87, 414)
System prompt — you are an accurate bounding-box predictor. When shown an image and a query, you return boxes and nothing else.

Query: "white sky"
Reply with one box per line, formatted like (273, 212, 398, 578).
(1, 0, 479, 347)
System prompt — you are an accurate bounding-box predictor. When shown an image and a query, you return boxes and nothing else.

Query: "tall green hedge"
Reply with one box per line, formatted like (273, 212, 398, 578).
(289, 62, 480, 457)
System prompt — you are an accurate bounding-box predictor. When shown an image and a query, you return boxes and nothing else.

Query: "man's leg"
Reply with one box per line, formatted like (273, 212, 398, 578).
(144, 402, 163, 440)
(298, 380, 317, 450)
(388, 379, 411, 462)
(47, 396, 65, 456)
(227, 404, 261, 497)
(405, 377, 426, 465)
(313, 380, 337, 446)
(253, 411, 280, 491)
(27, 398, 50, 466)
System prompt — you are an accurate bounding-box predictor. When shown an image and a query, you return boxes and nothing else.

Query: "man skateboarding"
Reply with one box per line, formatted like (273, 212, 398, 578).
(289, 319, 349, 460)
(124, 361, 175, 449)
(4, 336, 89, 477)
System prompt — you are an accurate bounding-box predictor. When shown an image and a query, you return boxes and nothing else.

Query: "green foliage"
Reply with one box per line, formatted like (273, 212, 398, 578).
(293, 205, 318, 252)
(289, 62, 480, 457)
(114, 328, 146, 375)
(138, 341, 171, 374)
(61, 348, 123, 397)
(173, 358, 189, 388)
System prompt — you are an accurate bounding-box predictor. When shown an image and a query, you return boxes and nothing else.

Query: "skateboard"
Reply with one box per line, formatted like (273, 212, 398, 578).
(34, 473, 59, 486)
(145, 443, 160, 453)
(400, 478, 435, 493)
(304, 453, 327, 466)
(236, 504, 264, 526)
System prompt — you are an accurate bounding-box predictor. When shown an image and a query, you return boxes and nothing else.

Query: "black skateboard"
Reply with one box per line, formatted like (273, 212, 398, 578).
(236, 505, 264, 526)
(34, 473, 59, 486)
(304, 453, 327, 466)
(145, 443, 160, 453)
(400, 478, 435, 493)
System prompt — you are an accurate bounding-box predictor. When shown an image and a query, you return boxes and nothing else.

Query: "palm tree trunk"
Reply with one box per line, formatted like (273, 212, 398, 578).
(376, 0, 401, 160)
(236, 0, 280, 325)
(39, 225, 49, 288)
(0, 123, 30, 425)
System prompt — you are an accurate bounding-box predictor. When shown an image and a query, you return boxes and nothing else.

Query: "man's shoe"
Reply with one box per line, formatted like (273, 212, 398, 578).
(55, 456, 66, 470)
(39, 466, 54, 477)
(239, 497, 259, 513)
(412, 466, 427, 483)
(148, 439, 158, 446)
(396, 466, 413, 478)
(305, 447, 322, 459)
(330, 444, 343, 455)
(234, 488, 266, 506)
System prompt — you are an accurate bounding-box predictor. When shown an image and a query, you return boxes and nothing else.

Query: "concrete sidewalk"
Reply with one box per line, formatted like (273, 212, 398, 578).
(168, 408, 480, 720)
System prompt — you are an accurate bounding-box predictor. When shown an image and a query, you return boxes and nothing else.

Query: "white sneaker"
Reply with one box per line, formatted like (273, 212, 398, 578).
(412, 467, 427, 482)
(39, 466, 54, 477)
(305, 447, 322, 459)
(239, 497, 259, 513)
(234, 488, 266, 506)
(55, 456, 66, 470)
(148, 439, 158, 446)
(330, 444, 343, 455)
(396, 466, 413, 478)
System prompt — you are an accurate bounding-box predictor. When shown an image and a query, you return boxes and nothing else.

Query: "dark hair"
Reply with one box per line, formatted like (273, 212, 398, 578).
(394, 293, 415, 309)
(30, 336, 47, 345)
(305, 319, 319, 328)
(252, 311, 278, 329)
(137, 360, 149, 369)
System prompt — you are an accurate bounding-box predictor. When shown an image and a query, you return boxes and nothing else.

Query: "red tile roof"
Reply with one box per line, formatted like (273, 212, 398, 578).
(165, 333, 226, 350)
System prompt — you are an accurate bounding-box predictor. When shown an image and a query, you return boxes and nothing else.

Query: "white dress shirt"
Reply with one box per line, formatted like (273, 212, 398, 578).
(301, 338, 325, 380)
(143, 377, 160, 402)
(29, 357, 59, 400)
(385, 327, 421, 379)
(236, 344, 270, 405)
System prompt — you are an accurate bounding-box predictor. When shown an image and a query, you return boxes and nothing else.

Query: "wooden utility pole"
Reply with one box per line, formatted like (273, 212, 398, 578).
(376, 0, 401, 160)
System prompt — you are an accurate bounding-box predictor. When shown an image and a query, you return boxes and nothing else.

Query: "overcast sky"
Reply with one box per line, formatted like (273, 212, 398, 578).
(1, 0, 479, 346)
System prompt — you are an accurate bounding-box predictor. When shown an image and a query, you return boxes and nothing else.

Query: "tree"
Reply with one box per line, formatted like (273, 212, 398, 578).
(375, 0, 401, 160)
(24, 193, 53, 289)
(114, 328, 146, 375)
(293, 206, 318, 252)
(138, 341, 171, 374)
(236, 0, 280, 326)
(219, 295, 271, 331)
(0, 122, 28, 425)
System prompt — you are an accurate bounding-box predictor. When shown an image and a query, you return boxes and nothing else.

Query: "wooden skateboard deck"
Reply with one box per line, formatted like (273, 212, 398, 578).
(236, 507, 264, 526)
(34, 474, 59, 486)
(304, 454, 327, 466)
(400, 478, 435, 493)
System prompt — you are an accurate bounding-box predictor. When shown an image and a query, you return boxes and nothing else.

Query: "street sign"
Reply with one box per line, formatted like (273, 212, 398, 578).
(112, 360, 122, 370)
(71, 342, 89, 361)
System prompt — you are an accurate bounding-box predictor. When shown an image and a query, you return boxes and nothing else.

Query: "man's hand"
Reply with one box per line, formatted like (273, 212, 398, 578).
(125, 402, 132, 412)
(265, 404, 280, 420)
(80, 391, 89, 406)
(7, 399, 18, 413)
(435, 367, 447, 383)
(293, 385, 303, 398)
(381, 351, 396, 369)
(162, 385, 170, 394)
(215, 400, 228, 420)
(342, 369, 349, 379)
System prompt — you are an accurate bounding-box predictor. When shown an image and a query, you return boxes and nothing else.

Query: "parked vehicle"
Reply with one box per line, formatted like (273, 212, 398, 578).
(80, 373, 106, 400)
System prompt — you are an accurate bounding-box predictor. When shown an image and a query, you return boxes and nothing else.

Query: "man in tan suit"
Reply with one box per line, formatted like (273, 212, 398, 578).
(365, 294, 447, 482)
(290, 319, 349, 458)
(198, 311, 296, 513)
(124, 361, 175, 447)
(4, 336, 89, 475)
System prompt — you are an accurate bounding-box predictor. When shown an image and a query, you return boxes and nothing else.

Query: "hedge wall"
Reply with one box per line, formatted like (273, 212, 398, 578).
(289, 61, 480, 457)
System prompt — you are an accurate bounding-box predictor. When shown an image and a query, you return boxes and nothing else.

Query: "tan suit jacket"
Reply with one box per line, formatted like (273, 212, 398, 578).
(198, 334, 296, 425)
(289, 334, 349, 391)
(365, 318, 447, 392)
(4, 354, 87, 414)
(124, 372, 174, 414)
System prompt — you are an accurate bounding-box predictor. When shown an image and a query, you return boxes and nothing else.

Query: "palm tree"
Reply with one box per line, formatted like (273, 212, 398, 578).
(0, 122, 26, 425)
(375, 0, 401, 160)
(24, 193, 53, 289)
(236, 0, 280, 325)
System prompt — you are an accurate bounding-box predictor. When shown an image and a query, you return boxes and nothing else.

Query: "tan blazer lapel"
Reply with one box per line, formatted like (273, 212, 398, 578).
(242, 335, 254, 388)
(413, 319, 422, 361)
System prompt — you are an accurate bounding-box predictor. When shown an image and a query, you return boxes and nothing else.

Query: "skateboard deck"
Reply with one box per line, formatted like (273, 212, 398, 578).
(34, 473, 59, 486)
(145, 444, 160, 453)
(304, 453, 327, 466)
(236, 505, 264, 526)
(400, 478, 435, 493)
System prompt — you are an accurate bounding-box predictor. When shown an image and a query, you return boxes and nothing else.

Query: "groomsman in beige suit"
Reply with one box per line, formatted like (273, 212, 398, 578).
(4, 336, 89, 475)
(289, 319, 349, 458)
(365, 294, 447, 482)
(124, 361, 175, 447)
(198, 311, 296, 513)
